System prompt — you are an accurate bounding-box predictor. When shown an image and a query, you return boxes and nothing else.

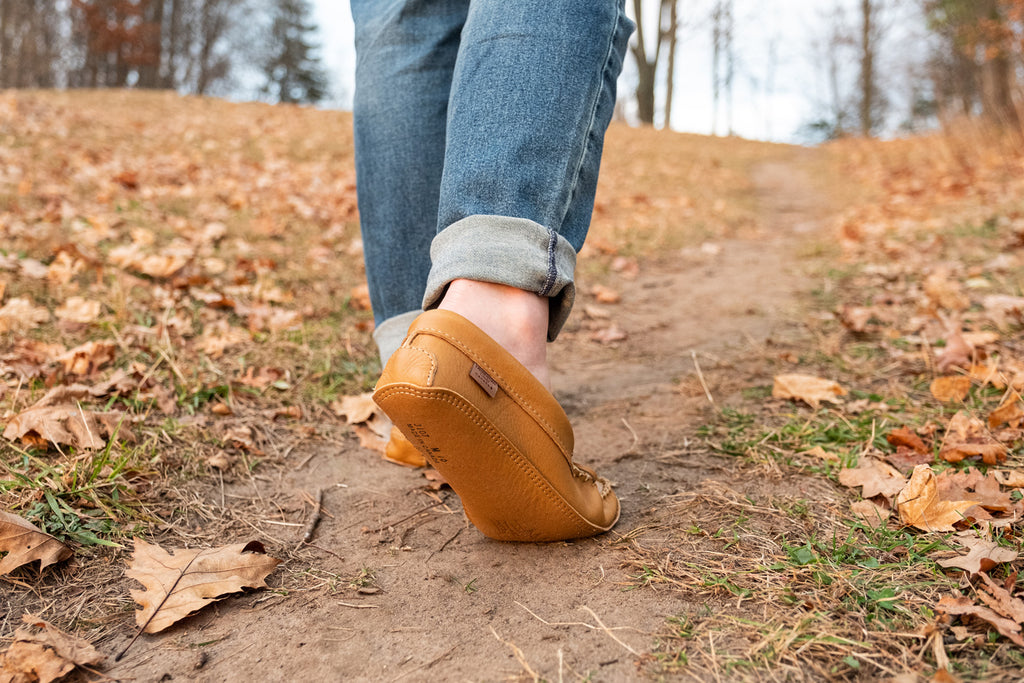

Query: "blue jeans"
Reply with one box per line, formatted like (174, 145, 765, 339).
(351, 0, 634, 361)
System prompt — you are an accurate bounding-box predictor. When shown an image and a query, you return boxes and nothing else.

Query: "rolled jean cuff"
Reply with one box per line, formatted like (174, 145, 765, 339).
(373, 309, 421, 365)
(423, 215, 577, 341)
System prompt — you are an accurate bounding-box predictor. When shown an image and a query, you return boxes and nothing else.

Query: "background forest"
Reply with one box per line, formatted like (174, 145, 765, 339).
(1, 0, 1023, 140)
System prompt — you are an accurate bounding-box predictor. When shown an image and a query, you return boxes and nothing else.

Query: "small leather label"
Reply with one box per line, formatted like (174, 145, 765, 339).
(469, 363, 499, 398)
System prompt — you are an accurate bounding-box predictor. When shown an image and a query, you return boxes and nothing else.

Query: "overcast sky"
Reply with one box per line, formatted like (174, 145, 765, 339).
(310, 1, 922, 143)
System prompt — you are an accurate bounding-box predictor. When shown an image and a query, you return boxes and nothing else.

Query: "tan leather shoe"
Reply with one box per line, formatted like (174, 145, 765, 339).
(373, 309, 619, 542)
(383, 427, 427, 468)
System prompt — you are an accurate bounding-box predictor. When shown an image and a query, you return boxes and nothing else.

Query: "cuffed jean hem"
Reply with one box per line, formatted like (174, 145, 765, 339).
(422, 215, 577, 342)
(373, 309, 422, 365)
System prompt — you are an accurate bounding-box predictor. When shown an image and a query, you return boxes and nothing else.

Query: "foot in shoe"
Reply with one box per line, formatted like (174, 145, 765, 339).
(437, 279, 551, 389)
(374, 309, 619, 542)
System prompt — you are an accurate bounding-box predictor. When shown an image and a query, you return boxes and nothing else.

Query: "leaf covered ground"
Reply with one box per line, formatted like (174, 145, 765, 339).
(2, 91, 1024, 681)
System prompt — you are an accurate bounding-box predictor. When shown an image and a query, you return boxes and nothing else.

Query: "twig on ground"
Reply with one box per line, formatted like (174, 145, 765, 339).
(490, 626, 540, 682)
(621, 418, 639, 453)
(294, 487, 324, 551)
(516, 602, 642, 656)
(691, 350, 720, 413)
(366, 500, 445, 534)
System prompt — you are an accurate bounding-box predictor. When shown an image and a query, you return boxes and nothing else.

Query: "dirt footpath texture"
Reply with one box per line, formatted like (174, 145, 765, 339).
(96, 152, 834, 683)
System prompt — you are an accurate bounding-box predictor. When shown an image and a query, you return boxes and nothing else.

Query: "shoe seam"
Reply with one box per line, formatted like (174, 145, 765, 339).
(375, 385, 614, 536)
(411, 325, 571, 455)
(398, 343, 438, 385)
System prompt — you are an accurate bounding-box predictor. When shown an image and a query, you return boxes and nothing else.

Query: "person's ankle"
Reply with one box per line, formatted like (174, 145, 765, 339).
(437, 279, 551, 389)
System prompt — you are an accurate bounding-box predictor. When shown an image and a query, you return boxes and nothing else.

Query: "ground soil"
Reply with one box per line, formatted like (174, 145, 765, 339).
(85, 150, 844, 683)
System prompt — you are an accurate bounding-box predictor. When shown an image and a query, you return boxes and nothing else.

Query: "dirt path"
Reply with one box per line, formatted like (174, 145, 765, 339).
(105, 152, 834, 682)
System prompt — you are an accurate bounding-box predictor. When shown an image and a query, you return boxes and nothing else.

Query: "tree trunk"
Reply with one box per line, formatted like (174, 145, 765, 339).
(859, 0, 874, 136)
(138, 0, 165, 88)
(663, 1, 677, 128)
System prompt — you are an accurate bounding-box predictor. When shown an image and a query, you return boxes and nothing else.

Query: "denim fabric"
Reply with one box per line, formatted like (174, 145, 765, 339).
(351, 0, 633, 354)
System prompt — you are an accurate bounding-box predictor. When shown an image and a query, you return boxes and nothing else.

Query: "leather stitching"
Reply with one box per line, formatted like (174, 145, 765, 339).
(402, 345, 437, 385)
(376, 385, 616, 535)
(410, 326, 572, 456)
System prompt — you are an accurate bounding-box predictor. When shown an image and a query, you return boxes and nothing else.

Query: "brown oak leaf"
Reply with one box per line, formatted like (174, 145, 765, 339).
(937, 595, 1024, 647)
(896, 465, 982, 532)
(935, 325, 973, 374)
(3, 405, 125, 450)
(838, 458, 906, 499)
(55, 341, 116, 377)
(988, 394, 1024, 430)
(929, 376, 971, 402)
(126, 538, 281, 633)
(886, 426, 930, 454)
(850, 499, 891, 527)
(936, 535, 1018, 576)
(0, 297, 50, 333)
(0, 614, 104, 683)
(771, 374, 847, 409)
(54, 297, 101, 324)
(939, 411, 1007, 465)
(0, 513, 72, 575)
(978, 572, 1024, 623)
(590, 284, 621, 304)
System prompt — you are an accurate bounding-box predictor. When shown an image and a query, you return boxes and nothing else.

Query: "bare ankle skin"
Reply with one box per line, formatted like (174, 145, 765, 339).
(437, 279, 551, 389)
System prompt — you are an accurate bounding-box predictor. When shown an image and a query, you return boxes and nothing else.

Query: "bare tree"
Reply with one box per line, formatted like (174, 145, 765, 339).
(711, 0, 734, 135)
(0, 0, 61, 88)
(630, 0, 679, 126)
(857, 0, 889, 136)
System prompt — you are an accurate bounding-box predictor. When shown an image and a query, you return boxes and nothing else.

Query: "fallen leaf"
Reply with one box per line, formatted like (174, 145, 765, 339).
(983, 294, 1024, 330)
(590, 324, 627, 344)
(331, 393, 377, 424)
(939, 411, 1007, 465)
(771, 374, 847, 409)
(0, 297, 50, 333)
(800, 445, 840, 462)
(838, 458, 906, 499)
(988, 394, 1024, 430)
(962, 331, 1000, 348)
(936, 536, 1018, 575)
(886, 426, 929, 454)
(850, 499, 891, 527)
(978, 572, 1024, 623)
(591, 284, 621, 304)
(967, 361, 1001, 388)
(423, 468, 449, 491)
(924, 268, 969, 312)
(0, 614, 104, 683)
(53, 297, 101, 324)
(937, 595, 1024, 647)
(993, 470, 1024, 488)
(935, 326, 973, 373)
(196, 321, 250, 358)
(206, 452, 233, 470)
(885, 448, 935, 473)
(582, 305, 610, 320)
(896, 465, 982, 532)
(934, 468, 1016, 516)
(0, 513, 72, 575)
(45, 252, 84, 286)
(234, 367, 288, 390)
(109, 241, 192, 278)
(55, 341, 116, 376)
(126, 538, 281, 633)
(610, 256, 639, 279)
(930, 376, 971, 402)
(839, 304, 875, 332)
(3, 405, 126, 450)
(244, 304, 302, 333)
(348, 283, 371, 311)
